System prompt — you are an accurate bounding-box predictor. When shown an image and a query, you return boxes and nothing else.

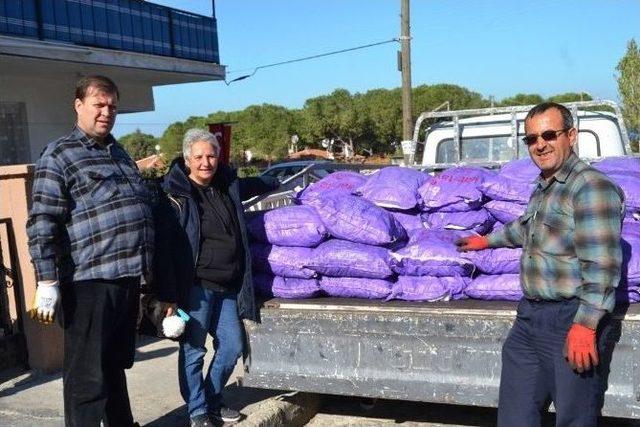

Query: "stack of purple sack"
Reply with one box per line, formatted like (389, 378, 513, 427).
(355, 167, 429, 232)
(248, 157, 640, 304)
(355, 167, 472, 300)
(462, 247, 523, 301)
(479, 158, 538, 227)
(248, 205, 325, 299)
(388, 229, 473, 301)
(305, 192, 405, 299)
(419, 166, 496, 234)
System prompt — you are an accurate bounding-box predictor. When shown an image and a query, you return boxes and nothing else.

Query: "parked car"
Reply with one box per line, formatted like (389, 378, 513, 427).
(260, 160, 334, 184)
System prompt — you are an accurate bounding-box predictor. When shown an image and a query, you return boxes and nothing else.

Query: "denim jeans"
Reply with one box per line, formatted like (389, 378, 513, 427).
(179, 285, 244, 418)
(497, 298, 615, 427)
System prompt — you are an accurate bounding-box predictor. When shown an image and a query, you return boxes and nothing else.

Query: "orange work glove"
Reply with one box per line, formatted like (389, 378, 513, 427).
(564, 323, 598, 373)
(455, 235, 489, 252)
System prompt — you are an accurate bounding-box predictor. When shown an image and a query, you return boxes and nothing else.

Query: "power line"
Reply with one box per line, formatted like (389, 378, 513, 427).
(225, 38, 399, 85)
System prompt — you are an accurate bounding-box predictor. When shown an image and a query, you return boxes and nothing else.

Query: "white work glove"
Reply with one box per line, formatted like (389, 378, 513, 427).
(29, 280, 60, 325)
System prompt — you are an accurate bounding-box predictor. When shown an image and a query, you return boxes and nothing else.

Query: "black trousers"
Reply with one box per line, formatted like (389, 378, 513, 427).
(497, 298, 617, 427)
(61, 277, 140, 427)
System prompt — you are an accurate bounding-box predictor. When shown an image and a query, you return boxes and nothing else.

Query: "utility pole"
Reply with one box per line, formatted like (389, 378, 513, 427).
(400, 0, 412, 141)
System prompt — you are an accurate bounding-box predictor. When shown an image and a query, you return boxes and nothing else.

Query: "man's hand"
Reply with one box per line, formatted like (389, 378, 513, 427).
(159, 301, 177, 317)
(455, 235, 489, 252)
(564, 323, 598, 373)
(29, 281, 60, 325)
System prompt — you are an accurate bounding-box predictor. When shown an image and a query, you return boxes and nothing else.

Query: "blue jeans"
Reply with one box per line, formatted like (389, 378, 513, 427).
(497, 298, 615, 427)
(179, 285, 244, 418)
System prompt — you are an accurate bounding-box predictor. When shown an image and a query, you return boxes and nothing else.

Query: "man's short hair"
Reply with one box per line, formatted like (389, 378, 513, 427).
(182, 128, 221, 159)
(525, 102, 573, 130)
(75, 75, 119, 101)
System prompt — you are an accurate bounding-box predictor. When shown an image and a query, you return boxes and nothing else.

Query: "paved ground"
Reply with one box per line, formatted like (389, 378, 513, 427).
(0, 335, 293, 427)
(3, 336, 639, 427)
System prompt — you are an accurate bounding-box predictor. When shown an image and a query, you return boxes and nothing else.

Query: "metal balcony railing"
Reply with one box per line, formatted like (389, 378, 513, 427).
(0, 0, 219, 63)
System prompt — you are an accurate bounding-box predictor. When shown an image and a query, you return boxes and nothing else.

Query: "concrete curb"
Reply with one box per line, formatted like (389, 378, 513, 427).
(236, 392, 321, 427)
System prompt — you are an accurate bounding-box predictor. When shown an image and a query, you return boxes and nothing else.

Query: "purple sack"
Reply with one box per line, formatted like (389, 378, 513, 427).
(253, 272, 275, 298)
(604, 172, 640, 211)
(389, 229, 475, 277)
(356, 167, 430, 210)
(499, 158, 540, 181)
(422, 208, 495, 234)
(297, 171, 367, 205)
(592, 156, 640, 175)
(617, 282, 640, 304)
(462, 247, 522, 275)
(479, 158, 538, 203)
(418, 166, 494, 212)
(247, 205, 327, 247)
(250, 243, 317, 279)
(625, 212, 640, 223)
(272, 276, 321, 299)
(306, 239, 394, 279)
(623, 222, 640, 239)
(387, 275, 470, 302)
(622, 226, 640, 282)
(320, 276, 393, 299)
(465, 274, 523, 301)
(389, 209, 425, 232)
(484, 200, 527, 224)
(313, 193, 407, 245)
(479, 175, 536, 204)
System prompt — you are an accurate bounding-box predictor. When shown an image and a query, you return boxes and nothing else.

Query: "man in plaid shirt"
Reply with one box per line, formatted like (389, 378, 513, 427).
(27, 75, 154, 427)
(457, 102, 624, 426)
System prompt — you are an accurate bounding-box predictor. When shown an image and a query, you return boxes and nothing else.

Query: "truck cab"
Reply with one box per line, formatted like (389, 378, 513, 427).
(413, 100, 631, 169)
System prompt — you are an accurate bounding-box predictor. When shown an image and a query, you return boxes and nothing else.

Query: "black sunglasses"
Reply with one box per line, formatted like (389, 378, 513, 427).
(522, 128, 570, 146)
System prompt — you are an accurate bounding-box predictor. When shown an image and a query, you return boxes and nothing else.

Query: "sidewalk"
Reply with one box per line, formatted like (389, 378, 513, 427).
(0, 335, 320, 427)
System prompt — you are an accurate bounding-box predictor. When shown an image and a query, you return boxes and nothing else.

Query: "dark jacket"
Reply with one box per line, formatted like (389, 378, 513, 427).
(153, 158, 278, 322)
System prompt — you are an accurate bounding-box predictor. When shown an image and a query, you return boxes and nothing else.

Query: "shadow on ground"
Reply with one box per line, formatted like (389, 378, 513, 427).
(0, 368, 61, 398)
(143, 385, 283, 427)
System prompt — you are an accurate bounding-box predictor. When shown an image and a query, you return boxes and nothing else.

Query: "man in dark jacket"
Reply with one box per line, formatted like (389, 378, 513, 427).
(153, 128, 277, 427)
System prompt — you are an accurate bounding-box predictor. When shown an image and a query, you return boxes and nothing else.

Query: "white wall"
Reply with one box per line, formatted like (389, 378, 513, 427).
(0, 73, 153, 163)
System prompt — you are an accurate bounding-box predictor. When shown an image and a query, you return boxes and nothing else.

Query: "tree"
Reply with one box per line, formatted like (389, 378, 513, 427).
(498, 93, 544, 106)
(616, 39, 640, 152)
(159, 122, 188, 160)
(547, 92, 592, 103)
(119, 129, 158, 160)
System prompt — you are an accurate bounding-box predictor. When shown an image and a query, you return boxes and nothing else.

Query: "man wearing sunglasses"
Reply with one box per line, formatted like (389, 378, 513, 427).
(456, 102, 624, 426)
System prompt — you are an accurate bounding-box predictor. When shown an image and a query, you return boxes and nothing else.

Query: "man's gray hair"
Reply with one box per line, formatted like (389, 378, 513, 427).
(182, 128, 220, 158)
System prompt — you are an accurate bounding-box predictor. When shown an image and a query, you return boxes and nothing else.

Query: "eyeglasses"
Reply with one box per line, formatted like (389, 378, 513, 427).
(521, 128, 570, 146)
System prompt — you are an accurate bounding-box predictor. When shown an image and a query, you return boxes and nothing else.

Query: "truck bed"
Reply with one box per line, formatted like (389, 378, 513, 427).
(243, 297, 640, 419)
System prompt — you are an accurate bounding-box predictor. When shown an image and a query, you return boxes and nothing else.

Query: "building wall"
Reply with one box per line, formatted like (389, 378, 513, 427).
(0, 165, 63, 372)
(0, 73, 153, 163)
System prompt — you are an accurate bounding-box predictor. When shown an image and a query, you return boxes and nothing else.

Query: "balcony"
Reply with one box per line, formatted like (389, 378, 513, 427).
(0, 0, 220, 63)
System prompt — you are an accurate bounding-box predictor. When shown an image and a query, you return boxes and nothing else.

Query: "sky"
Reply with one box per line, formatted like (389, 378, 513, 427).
(113, 0, 640, 138)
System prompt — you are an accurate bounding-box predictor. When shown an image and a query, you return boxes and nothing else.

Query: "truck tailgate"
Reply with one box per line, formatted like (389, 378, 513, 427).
(243, 298, 640, 419)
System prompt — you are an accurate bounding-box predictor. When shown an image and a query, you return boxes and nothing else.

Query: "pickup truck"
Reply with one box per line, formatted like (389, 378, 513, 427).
(240, 101, 640, 420)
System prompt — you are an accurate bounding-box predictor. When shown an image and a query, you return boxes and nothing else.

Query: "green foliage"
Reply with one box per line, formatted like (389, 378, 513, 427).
(155, 83, 632, 161)
(498, 93, 544, 106)
(140, 165, 168, 179)
(617, 39, 640, 153)
(548, 92, 593, 103)
(119, 129, 158, 160)
(238, 165, 260, 178)
(159, 122, 187, 161)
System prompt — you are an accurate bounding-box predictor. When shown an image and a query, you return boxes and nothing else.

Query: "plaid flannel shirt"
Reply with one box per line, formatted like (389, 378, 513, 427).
(27, 127, 154, 283)
(487, 154, 624, 329)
